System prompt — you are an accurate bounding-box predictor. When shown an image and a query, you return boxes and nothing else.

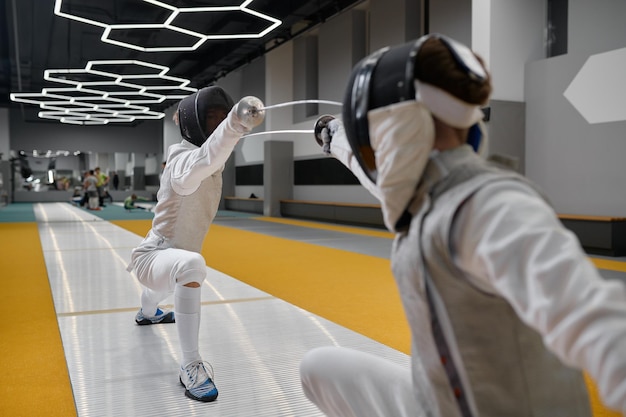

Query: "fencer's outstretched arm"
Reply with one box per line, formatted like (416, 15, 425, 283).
(170, 96, 264, 195)
(454, 182, 626, 413)
(316, 117, 382, 201)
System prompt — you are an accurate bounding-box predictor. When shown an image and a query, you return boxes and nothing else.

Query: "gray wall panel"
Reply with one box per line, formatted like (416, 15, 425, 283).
(9, 114, 163, 154)
(568, 0, 626, 56)
(487, 100, 525, 174)
(526, 54, 626, 216)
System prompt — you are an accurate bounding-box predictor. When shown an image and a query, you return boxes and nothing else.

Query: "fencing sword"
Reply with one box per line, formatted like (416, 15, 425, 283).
(239, 99, 342, 139)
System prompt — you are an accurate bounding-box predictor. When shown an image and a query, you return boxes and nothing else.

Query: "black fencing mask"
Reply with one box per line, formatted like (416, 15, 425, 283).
(342, 33, 488, 182)
(178, 86, 235, 147)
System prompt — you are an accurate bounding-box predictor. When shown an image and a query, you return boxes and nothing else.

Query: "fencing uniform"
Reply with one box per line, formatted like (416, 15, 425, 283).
(130, 105, 252, 293)
(127, 89, 264, 402)
(301, 33, 626, 416)
(301, 145, 626, 416)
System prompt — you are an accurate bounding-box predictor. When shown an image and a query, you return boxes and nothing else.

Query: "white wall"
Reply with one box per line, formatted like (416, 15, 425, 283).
(232, 43, 293, 169)
(525, 0, 626, 216)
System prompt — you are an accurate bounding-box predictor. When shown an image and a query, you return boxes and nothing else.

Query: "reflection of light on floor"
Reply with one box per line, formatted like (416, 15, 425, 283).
(203, 278, 296, 411)
(301, 309, 341, 347)
(56, 202, 144, 294)
(51, 203, 181, 360)
(36, 203, 76, 312)
(36, 203, 90, 408)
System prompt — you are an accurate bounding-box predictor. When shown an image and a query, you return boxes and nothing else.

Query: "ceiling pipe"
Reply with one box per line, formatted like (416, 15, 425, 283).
(10, 0, 25, 118)
(10, 0, 22, 91)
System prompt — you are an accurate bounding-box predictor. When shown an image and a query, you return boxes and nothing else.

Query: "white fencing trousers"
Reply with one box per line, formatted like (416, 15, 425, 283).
(133, 247, 207, 293)
(300, 346, 423, 417)
(132, 247, 207, 311)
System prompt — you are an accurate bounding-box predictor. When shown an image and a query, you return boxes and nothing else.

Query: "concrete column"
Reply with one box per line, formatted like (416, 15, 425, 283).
(221, 154, 235, 210)
(78, 153, 88, 175)
(112, 153, 127, 190)
(0, 109, 10, 204)
(370, 0, 423, 50)
(0, 109, 9, 162)
(470, 0, 545, 169)
(0, 161, 10, 204)
(264, 43, 293, 137)
(131, 153, 146, 190)
(93, 152, 110, 173)
(472, 0, 546, 102)
(163, 104, 180, 161)
(113, 153, 125, 171)
(263, 141, 293, 217)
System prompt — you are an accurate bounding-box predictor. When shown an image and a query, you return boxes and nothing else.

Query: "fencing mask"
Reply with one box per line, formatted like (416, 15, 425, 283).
(342, 33, 489, 184)
(177, 86, 235, 147)
(341, 33, 490, 231)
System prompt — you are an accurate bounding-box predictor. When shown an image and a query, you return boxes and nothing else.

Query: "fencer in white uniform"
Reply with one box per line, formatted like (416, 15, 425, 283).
(301, 34, 626, 416)
(128, 86, 264, 402)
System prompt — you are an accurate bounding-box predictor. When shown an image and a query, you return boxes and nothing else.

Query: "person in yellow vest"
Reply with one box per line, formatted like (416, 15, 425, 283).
(123, 194, 151, 211)
(94, 167, 109, 207)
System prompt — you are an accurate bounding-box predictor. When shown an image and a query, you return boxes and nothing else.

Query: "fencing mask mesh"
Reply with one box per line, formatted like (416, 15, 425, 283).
(177, 86, 235, 147)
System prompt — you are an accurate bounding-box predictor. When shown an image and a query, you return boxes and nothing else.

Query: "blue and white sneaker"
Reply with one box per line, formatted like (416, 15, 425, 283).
(135, 308, 175, 325)
(179, 360, 219, 402)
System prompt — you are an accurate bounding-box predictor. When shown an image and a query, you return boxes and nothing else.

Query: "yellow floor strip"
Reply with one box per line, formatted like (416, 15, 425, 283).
(0, 223, 76, 417)
(590, 257, 626, 273)
(252, 216, 395, 239)
(113, 218, 621, 416)
(204, 224, 411, 352)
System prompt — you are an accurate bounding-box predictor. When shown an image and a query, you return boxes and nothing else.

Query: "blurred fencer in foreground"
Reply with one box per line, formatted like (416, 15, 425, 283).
(301, 33, 626, 416)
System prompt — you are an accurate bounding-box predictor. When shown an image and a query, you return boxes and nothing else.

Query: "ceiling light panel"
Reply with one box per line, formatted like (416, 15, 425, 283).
(54, 0, 282, 52)
(38, 111, 130, 125)
(11, 60, 195, 124)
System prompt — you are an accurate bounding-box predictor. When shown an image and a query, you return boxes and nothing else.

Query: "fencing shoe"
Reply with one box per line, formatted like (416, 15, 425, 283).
(179, 360, 219, 402)
(135, 308, 175, 325)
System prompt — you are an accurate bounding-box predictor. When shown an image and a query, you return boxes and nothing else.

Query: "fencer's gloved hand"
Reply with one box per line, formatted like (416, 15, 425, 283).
(314, 115, 338, 155)
(234, 96, 265, 130)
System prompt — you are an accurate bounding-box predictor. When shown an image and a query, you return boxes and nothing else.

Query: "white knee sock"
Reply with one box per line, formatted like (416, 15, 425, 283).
(175, 283, 202, 367)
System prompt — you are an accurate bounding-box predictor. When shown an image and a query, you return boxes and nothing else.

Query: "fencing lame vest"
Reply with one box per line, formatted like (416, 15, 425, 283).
(392, 145, 592, 417)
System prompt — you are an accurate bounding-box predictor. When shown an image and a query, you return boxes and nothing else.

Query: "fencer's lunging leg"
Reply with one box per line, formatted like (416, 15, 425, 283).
(300, 346, 421, 417)
(175, 283, 203, 366)
(174, 256, 207, 366)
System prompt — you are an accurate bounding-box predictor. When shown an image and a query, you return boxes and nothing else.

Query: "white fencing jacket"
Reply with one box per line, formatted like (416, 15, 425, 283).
(131, 107, 253, 259)
(330, 130, 626, 415)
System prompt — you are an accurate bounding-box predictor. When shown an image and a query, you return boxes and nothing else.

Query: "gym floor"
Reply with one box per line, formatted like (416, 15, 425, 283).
(1, 202, 624, 416)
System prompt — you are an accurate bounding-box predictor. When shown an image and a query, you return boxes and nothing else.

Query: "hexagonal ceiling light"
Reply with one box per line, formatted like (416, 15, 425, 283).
(54, 0, 283, 52)
(11, 60, 198, 125)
